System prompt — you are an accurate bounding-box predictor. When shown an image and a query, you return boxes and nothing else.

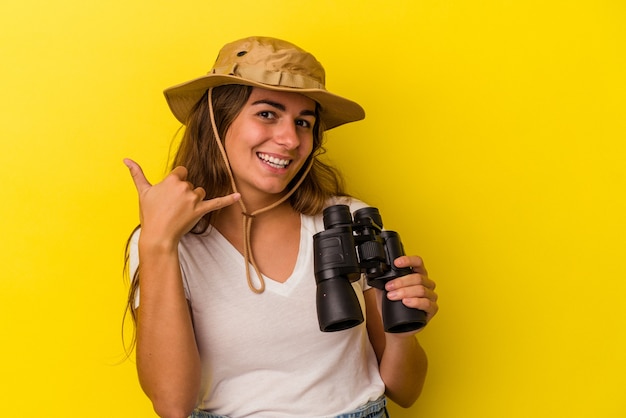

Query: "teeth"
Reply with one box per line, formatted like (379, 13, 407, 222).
(257, 153, 291, 169)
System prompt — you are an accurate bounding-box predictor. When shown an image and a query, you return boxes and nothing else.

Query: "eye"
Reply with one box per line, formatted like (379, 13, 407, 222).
(296, 118, 314, 129)
(257, 111, 277, 120)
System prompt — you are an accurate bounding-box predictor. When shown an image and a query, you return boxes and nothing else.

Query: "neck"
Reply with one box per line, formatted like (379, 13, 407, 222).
(219, 195, 294, 224)
(241, 190, 291, 214)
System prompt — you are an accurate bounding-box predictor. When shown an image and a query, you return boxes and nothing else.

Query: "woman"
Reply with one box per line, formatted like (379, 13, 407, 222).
(124, 36, 438, 418)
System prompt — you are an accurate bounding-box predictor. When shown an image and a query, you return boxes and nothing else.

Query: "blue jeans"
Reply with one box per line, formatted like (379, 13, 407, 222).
(190, 396, 388, 418)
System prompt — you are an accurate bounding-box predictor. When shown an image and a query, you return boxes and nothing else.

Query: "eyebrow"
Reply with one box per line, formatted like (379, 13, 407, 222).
(251, 99, 317, 117)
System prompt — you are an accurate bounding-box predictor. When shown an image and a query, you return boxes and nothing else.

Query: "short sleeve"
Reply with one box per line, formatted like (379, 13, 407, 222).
(128, 228, 141, 308)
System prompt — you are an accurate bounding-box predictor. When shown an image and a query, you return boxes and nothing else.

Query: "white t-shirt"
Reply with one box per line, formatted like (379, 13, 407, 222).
(130, 198, 385, 417)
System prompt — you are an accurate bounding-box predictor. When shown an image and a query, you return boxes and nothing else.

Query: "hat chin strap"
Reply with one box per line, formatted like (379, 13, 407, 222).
(207, 87, 314, 294)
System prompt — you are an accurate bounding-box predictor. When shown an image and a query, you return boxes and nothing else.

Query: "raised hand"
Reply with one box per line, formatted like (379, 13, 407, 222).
(124, 158, 240, 246)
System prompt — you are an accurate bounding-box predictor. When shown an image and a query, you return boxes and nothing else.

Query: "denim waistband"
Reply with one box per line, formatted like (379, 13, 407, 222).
(190, 395, 388, 418)
(334, 395, 388, 418)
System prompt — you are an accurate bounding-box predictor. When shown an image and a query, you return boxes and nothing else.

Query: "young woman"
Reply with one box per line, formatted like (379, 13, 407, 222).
(124, 36, 438, 418)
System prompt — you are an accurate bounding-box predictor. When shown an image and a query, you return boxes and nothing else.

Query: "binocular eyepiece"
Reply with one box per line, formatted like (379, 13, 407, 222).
(313, 204, 427, 333)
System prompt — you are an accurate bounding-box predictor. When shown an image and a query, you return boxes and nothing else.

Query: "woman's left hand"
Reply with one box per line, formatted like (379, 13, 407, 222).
(384, 255, 439, 325)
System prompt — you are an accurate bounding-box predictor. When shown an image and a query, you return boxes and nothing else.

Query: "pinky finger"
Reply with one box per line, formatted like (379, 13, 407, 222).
(198, 193, 241, 214)
(403, 298, 438, 320)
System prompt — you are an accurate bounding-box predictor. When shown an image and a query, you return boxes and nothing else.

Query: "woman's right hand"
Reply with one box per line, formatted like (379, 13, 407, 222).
(124, 158, 241, 245)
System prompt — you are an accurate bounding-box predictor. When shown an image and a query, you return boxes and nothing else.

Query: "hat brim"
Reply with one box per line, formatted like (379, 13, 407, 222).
(163, 74, 365, 130)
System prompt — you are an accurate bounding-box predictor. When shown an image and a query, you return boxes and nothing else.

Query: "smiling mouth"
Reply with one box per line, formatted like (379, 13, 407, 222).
(257, 152, 292, 169)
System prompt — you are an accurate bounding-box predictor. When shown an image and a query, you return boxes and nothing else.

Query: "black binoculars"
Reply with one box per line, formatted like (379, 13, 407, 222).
(313, 204, 427, 333)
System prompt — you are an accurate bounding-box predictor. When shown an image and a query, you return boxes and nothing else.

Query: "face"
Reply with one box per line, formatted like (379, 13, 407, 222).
(224, 87, 317, 202)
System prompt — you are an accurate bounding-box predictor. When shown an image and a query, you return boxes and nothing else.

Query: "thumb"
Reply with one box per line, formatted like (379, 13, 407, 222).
(123, 158, 152, 194)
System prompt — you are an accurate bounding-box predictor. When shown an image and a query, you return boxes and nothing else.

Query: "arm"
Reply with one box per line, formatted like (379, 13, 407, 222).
(136, 239, 200, 418)
(125, 159, 240, 418)
(365, 255, 438, 408)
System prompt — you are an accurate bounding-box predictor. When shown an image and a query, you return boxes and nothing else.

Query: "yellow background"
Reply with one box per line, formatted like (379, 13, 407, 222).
(1, 1, 624, 417)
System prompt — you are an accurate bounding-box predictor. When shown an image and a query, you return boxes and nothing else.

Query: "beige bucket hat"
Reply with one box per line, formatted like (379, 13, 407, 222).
(163, 36, 365, 130)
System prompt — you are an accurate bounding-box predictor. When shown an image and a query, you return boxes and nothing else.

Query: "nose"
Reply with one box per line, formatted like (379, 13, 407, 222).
(274, 120, 300, 149)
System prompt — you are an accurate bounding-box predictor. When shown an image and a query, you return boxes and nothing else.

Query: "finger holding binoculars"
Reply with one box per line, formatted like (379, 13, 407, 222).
(393, 255, 429, 279)
(124, 158, 241, 241)
(385, 276, 438, 302)
(387, 255, 439, 320)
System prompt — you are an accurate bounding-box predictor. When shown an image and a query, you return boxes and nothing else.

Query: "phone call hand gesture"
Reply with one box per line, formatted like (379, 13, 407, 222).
(124, 158, 241, 246)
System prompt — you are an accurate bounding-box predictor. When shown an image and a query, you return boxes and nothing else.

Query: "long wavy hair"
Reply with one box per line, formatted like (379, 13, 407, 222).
(123, 84, 348, 352)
